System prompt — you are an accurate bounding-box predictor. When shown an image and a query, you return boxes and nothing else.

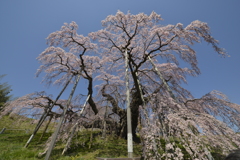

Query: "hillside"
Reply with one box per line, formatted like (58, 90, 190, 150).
(0, 115, 228, 159)
(0, 115, 142, 160)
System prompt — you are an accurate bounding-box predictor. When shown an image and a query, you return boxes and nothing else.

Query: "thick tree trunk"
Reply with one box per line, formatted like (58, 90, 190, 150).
(120, 101, 141, 142)
(101, 84, 141, 142)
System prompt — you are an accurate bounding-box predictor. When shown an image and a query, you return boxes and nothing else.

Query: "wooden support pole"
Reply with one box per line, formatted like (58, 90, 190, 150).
(102, 102, 108, 139)
(0, 128, 6, 134)
(39, 115, 53, 142)
(61, 95, 90, 155)
(24, 76, 73, 148)
(147, 56, 176, 100)
(45, 74, 81, 160)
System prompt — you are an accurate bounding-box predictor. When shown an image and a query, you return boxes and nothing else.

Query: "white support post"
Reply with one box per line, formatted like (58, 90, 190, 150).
(125, 48, 133, 158)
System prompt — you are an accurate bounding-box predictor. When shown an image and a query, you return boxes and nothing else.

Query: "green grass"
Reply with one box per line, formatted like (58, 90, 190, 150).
(0, 114, 56, 133)
(0, 114, 35, 130)
(0, 115, 226, 160)
(0, 131, 142, 160)
(0, 115, 142, 160)
(0, 132, 45, 160)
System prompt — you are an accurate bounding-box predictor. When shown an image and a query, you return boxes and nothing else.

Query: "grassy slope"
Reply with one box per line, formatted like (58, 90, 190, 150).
(0, 115, 226, 160)
(0, 115, 142, 160)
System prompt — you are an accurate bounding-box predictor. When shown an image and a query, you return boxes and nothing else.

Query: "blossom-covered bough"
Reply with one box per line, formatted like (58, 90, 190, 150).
(1, 11, 240, 159)
(0, 91, 68, 120)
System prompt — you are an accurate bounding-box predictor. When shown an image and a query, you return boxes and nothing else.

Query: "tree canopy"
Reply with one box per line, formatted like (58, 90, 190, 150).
(2, 11, 240, 159)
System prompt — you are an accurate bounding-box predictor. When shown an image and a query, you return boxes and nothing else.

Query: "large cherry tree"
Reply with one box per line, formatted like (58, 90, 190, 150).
(2, 11, 240, 159)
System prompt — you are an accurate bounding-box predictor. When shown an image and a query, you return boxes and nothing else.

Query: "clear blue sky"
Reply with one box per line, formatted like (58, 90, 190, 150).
(0, 0, 239, 104)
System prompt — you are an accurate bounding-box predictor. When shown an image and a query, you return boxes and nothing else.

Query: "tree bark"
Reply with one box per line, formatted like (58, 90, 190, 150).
(101, 85, 140, 142)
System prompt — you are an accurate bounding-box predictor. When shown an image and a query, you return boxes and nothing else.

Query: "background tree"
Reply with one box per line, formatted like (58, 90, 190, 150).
(0, 74, 13, 111)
